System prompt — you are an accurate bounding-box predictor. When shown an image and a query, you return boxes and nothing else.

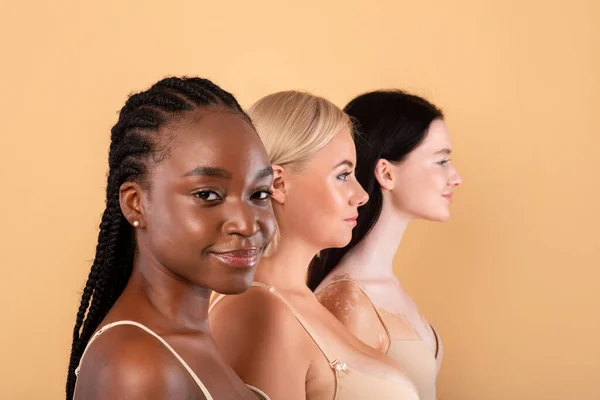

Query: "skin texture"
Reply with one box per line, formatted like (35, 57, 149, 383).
(210, 127, 418, 400)
(386, 119, 462, 223)
(74, 110, 276, 400)
(316, 274, 391, 353)
(316, 119, 462, 376)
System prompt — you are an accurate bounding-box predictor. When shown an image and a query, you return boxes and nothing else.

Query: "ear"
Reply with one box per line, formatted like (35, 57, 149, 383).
(374, 159, 395, 191)
(270, 164, 288, 205)
(119, 181, 146, 228)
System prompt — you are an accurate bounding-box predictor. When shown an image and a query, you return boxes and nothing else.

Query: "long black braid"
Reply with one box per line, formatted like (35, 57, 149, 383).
(66, 77, 251, 399)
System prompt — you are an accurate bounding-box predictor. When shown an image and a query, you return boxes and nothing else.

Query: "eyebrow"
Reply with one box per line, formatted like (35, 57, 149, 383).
(254, 166, 274, 180)
(183, 165, 274, 180)
(334, 160, 354, 169)
(434, 148, 452, 155)
(183, 166, 232, 179)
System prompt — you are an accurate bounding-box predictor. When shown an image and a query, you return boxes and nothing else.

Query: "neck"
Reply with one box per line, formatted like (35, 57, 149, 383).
(340, 194, 412, 279)
(126, 247, 211, 332)
(254, 231, 317, 293)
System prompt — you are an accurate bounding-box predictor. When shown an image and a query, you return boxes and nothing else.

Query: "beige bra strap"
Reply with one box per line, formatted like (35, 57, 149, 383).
(250, 281, 339, 365)
(247, 384, 271, 400)
(325, 278, 393, 342)
(74, 320, 213, 400)
(208, 292, 227, 313)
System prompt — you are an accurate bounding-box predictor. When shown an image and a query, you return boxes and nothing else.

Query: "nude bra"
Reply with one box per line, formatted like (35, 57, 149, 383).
(322, 279, 439, 400)
(211, 282, 420, 400)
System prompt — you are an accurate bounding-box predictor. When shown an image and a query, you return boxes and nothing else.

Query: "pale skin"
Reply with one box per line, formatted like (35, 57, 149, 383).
(314, 119, 462, 376)
(209, 127, 418, 400)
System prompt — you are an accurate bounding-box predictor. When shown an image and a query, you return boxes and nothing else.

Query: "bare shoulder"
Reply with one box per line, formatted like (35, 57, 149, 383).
(209, 288, 311, 400)
(210, 287, 309, 357)
(316, 280, 385, 349)
(316, 279, 374, 324)
(75, 325, 200, 400)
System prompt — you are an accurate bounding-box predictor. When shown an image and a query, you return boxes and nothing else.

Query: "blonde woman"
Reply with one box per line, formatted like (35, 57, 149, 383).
(209, 91, 420, 400)
(310, 90, 463, 400)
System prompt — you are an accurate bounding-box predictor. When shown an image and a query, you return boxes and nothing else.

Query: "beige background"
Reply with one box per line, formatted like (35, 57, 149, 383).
(1, 1, 598, 399)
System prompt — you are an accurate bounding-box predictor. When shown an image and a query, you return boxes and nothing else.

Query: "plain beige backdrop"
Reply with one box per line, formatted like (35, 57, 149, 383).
(1, 1, 599, 399)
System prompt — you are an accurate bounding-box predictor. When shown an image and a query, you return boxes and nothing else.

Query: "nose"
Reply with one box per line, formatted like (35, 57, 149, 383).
(350, 181, 369, 207)
(222, 202, 260, 237)
(449, 165, 462, 187)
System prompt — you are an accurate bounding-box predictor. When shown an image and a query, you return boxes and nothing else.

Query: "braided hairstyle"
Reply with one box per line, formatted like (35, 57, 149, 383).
(308, 90, 443, 290)
(66, 77, 252, 399)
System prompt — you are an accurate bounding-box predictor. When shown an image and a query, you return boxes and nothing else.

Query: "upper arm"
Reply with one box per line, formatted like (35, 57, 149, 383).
(316, 281, 388, 352)
(209, 291, 309, 400)
(74, 330, 199, 400)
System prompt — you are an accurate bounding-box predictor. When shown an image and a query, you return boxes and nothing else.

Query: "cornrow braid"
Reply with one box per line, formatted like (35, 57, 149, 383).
(66, 77, 251, 399)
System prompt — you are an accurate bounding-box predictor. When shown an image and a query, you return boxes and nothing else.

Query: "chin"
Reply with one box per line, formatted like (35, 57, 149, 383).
(418, 208, 450, 222)
(433, 210, 451, 222)
(210, 272, 254, 295)
(328, 231, 353, 249)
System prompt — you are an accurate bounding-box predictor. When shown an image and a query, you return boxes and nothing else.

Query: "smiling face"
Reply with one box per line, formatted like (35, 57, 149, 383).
(388, 119, 462, 222)
(133, 110, 277, 294)
(280, 127, 369, 249)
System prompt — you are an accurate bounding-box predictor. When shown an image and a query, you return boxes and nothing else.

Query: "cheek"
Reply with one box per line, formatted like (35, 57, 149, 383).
(393, 168, 450, 219)
(287, 179, 332, 230)
(309, 179, 347, 219)
(146, 196, 214, 256)
(309, 181, 352, 243)
(393, 169, 435, 207)
(285, 174, 354, 247)
(258, 205, 277, 243)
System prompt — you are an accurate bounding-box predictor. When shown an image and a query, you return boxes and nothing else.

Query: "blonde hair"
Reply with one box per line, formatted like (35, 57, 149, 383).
(248, 91, 352, 255)
(248, 91, 351, 171)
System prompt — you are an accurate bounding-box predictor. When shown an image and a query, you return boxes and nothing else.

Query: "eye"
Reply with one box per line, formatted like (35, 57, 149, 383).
(437, 159, 451, 166)
(252, 187, 273, 201)
(337, 172, 352, 181)
(193, 190, 222, 201)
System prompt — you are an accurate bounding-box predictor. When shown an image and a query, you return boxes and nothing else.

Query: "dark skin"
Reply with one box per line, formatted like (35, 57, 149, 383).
(74, 109, 276, 400)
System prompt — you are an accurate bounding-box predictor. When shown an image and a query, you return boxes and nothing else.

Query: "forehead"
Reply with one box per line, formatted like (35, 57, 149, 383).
(157, 110, 269, 175)
(415, 119, 452, 152)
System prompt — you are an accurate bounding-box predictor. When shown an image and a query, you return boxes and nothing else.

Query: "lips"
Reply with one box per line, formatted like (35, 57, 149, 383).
(210, 248, 263, 268)
(442, 193, 454, 203)
(344, 215, 358, 227)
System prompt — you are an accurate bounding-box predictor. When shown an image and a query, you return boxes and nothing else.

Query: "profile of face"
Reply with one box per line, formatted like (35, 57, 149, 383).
(272, 127, 369, 250)
(381, 119, 462, 222)
(121, 110, 276, 294)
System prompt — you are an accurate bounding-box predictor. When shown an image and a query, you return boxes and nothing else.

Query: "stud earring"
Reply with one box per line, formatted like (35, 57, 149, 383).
(133, 221, 140, 227)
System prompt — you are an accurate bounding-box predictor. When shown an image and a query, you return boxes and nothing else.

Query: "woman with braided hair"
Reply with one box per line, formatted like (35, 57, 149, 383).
(67, 76, 276, 400)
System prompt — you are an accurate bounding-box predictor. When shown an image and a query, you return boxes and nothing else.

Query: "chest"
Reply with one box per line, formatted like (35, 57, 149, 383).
(163, 335, 259, 400)
(360, 281, 439, 354)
